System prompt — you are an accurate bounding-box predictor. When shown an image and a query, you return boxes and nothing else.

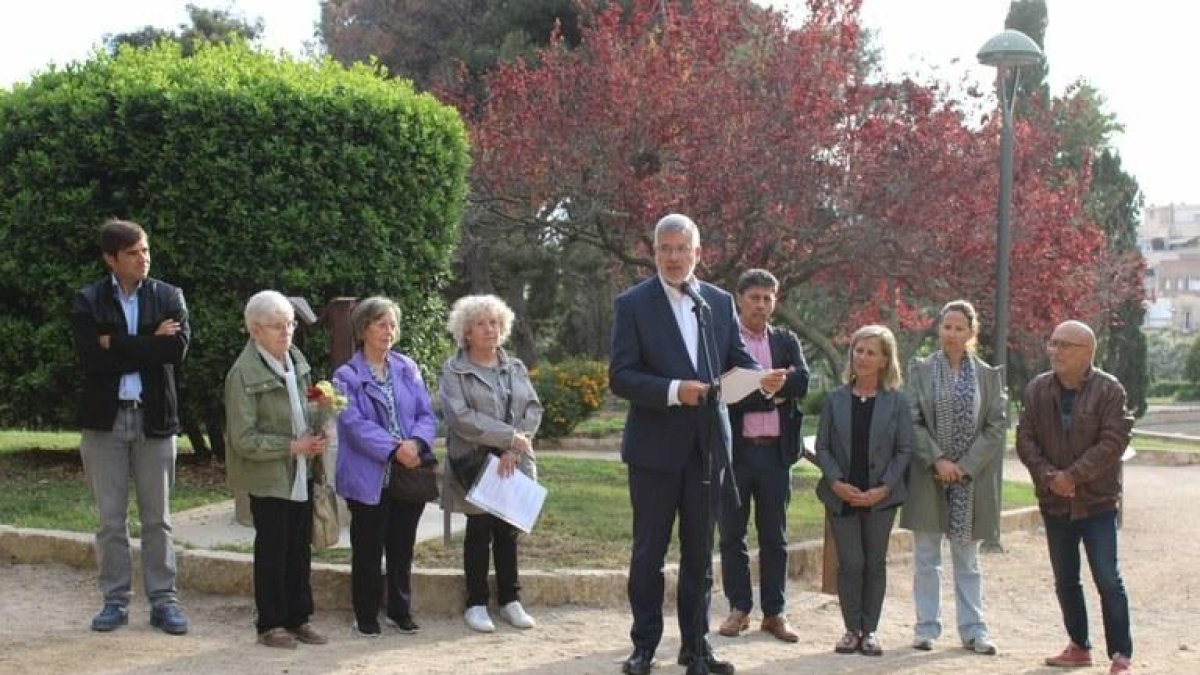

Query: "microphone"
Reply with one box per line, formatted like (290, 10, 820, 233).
(680, 281, 709, 311)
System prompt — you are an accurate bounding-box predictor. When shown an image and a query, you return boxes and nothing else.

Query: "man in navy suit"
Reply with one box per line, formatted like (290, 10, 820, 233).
(610, 214, 785, 675)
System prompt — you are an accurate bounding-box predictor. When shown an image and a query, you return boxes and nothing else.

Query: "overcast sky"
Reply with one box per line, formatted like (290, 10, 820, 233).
(1, 1, 1194, 206)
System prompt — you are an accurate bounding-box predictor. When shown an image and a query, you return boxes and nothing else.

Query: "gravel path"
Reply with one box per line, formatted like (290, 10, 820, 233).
(2, 462, 1197, 674)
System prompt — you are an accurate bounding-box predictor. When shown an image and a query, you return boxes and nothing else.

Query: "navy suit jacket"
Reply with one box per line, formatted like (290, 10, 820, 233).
(610, 276, 758, 473)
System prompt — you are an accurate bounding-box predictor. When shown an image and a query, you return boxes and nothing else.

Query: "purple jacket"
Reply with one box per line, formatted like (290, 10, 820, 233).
(333, 350, 437, 505)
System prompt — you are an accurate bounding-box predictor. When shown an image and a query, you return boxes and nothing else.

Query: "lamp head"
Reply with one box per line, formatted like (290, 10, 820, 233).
(977, 29, 1044, 68)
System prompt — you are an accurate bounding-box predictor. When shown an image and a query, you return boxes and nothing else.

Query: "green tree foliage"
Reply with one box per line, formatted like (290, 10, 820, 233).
(1185, 335, 1200, 384)
(105, 3, 265, 56)
(319, 0, 583, 94)
(1003, 0, 1049, 108)
(320, 0, 614, 365)
(0, 42, 469, 454)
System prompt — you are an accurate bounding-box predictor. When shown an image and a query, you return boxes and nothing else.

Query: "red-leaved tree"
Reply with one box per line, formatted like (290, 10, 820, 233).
(461, 0, 1127, 374)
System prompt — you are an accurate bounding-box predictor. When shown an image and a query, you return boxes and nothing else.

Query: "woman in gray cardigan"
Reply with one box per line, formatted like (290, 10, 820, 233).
(814, 324, 913, 657)
(902, 300, 1007, 655)
(439, 294, 543, 634)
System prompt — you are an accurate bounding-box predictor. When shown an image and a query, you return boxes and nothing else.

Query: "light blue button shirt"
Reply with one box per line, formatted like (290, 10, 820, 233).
(113, 276, 143, 403)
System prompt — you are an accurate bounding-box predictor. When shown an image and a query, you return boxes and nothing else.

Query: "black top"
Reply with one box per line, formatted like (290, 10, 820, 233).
(1060, 388, 1077, 434)
(849, 395, 876, 503)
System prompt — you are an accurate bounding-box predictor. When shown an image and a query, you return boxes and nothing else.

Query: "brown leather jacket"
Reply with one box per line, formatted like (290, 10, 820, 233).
(1016, 367, 1133, 519)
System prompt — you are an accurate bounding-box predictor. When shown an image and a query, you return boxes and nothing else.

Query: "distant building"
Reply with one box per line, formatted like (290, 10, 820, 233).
(1141, 203, 1200, 332)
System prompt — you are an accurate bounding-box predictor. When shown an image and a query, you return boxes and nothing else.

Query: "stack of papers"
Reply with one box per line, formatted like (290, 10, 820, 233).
(465, 454, 548, 533)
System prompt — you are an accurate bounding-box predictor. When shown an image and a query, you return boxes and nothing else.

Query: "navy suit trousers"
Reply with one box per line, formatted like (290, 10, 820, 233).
(627, 452, 718, 652)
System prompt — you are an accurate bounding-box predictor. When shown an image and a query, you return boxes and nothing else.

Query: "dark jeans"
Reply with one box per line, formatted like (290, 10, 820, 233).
(1043, 510, 1133, 659)
(719, 439, 791, 616)
(464, 513, 521, 607)
(249, 494, 313, 633)
(827, 507, 896, 633)
(347, 495, 426, 629)
(627, 454, 716, 653)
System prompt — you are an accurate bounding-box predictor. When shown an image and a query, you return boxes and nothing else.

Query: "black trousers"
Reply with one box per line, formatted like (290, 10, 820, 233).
(464, 513, 521, 607)
(249, 494, 313, 633)
(347, 495, 426, 629)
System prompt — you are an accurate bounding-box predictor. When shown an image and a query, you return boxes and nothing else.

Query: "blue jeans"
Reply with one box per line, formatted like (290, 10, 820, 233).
(1043, 510, 1133, 659)
(718, 439, 791, 616)
(912, 531, 986, 642)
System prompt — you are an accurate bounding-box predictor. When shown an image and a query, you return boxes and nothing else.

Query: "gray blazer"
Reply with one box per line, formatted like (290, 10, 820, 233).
(438, 347, 542, 515)
(901, 353, 1007, 543)
(814, 386, 914, 513)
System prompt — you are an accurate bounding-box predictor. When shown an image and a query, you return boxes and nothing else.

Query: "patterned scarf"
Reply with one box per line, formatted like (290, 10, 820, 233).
(932, 351, 977, 542)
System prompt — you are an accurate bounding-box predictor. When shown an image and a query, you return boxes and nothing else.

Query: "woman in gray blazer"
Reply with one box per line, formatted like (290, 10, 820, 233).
(439, 294, 543, 635)
(902, 300, 1006, 655)
(815, 324, 913, 657)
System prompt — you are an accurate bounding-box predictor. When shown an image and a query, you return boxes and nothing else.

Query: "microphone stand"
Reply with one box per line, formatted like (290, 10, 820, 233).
(687, 290, 736, 675)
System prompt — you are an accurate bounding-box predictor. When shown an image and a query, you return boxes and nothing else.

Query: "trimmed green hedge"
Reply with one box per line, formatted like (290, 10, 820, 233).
(0, 42, 469, 440)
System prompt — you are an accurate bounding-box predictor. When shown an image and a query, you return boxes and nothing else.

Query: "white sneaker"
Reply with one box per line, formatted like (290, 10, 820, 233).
(464, 605, 496, 633)
(499, 601, 536, 629)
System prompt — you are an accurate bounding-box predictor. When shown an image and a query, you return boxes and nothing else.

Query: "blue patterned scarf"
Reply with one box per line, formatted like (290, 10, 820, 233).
(932, 351, 977, 542)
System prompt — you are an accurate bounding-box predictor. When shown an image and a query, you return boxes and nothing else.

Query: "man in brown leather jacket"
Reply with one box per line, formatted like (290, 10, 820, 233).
(1016, 320, 1134, 675)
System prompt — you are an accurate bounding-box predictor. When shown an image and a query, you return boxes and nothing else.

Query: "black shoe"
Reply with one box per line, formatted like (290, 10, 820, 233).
(385, 614, 420, 634)
(622, 647, 655, 675)
(677, 642, 735, 675)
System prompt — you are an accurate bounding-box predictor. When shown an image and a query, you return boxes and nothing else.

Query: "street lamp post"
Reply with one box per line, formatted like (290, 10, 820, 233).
(977, 29, 1044, 374)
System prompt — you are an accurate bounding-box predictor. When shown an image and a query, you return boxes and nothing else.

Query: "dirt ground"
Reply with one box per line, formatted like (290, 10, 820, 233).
(2, 462, 1198, 675)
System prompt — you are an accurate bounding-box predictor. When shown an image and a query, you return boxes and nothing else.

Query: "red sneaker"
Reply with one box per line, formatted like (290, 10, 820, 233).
(1045, 642, 1093, 667)
(1109, 653, 1132, 674)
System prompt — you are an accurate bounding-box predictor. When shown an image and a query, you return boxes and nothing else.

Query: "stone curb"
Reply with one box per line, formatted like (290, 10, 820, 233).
(0, 506, 1041, 617)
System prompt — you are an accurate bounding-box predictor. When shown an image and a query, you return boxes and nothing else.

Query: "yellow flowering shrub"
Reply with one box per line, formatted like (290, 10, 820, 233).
(530, 359, 609, 439)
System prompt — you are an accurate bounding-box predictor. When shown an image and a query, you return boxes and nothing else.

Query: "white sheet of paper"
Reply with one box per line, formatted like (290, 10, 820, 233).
(465, 454, 548, 533)
(719, 367, 762, 404)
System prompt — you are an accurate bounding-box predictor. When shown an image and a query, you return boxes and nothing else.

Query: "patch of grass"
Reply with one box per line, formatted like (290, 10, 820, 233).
(1005, 427, 1200, 454)
(0, 430, 85, 454)
(0, 446, 227, 533)
(408, 458, 1038, 570)
(0, 429, 196, 455)
(570, 411, 626, 438)
(1130, 435, 1200, 453)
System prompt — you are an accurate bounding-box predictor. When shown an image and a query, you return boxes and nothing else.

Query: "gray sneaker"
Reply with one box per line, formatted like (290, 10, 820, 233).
(912, 637, 934, 651)
(964, 634, 998, 655)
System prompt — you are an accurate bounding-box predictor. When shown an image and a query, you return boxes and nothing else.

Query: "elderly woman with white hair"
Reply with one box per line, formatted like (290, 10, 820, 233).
(224, 290, 328, 649)
(439, 294, 543, 634)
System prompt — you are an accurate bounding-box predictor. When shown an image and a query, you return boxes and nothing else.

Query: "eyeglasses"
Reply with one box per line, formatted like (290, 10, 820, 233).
(655, 244, 694, 258)
(260, 320, 298, 333)
(1046, 339, 1087, 351)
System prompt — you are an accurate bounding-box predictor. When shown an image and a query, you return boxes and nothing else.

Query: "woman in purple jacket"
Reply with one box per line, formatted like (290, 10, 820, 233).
(333, 296, 437, 637)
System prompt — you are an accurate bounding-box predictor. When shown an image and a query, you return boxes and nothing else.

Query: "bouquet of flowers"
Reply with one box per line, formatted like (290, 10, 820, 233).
(306, 380, 348, 437)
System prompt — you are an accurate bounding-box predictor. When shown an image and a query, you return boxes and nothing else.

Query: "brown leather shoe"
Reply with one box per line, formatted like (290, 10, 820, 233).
(257, 627, 298, 649)
(718, 609, 750, 637)
(761, 614, 799, 643)
(288, 623, 328, 645)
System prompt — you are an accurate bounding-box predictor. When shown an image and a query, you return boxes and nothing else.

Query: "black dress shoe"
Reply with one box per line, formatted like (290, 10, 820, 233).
(622, 647, 655, 675)
(677, 642, 736, 675)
